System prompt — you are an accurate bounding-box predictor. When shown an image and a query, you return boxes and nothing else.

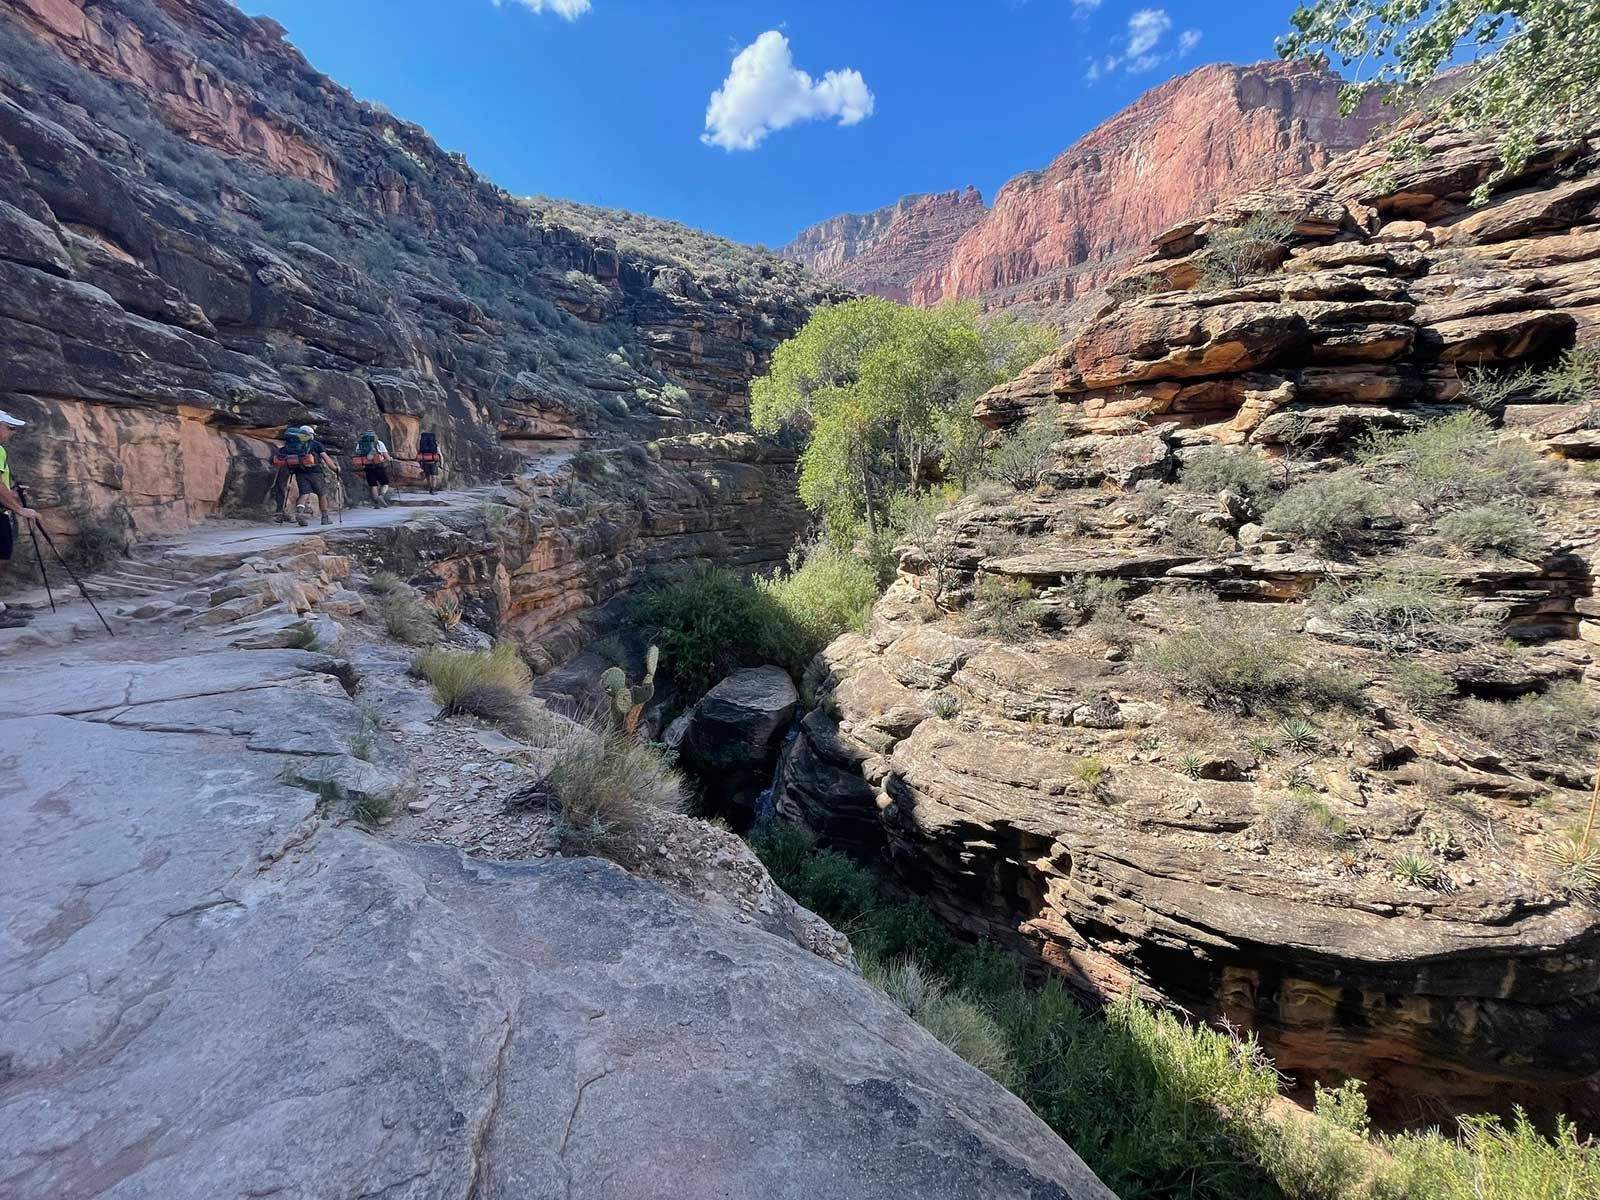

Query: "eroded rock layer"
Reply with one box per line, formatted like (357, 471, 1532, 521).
(777, 127, 1600, 1125)
(0, 0, 835, 560)
(783, 187, 988, 303)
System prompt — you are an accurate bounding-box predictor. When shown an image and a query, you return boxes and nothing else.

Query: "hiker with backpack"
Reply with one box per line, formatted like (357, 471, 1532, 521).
(0, 409, 41, 628)
(352, 430, 392, 508)
(270, 425, 336, 527)
(416, 431, 444, 495)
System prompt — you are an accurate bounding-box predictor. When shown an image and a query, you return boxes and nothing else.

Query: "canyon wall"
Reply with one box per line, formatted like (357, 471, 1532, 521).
(777, 125, 1600, 1126)
(782, 187, 987, 303)
(0, 0, 835, 560)
(792, 61, 1390, 319)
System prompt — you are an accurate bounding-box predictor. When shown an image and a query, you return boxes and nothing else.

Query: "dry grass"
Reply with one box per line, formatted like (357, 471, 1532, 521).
(546, 720, 686, 847)
(380, 587, 442, 647)
(414, 642, 537, 734)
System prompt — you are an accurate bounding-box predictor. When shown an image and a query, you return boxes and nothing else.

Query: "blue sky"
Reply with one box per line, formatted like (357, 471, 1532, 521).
(246, 0, 1312, 247)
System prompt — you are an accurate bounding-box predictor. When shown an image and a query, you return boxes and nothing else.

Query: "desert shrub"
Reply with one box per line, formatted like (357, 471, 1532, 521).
(1199, 211, 1297, 288)
(1314, 565, 1482, 651)
(1392, 662, 1457, 716)
(1181, 446, 1276, 501)
(414, 642, 538, 734)
(547, 721, 685, 845)
(964, 575, 1046, 642)
(1265, 793, 1347, 845)
(1359, 412, 1559, 511)
(1434, 504, 1541, 558)
(1458, 682, 1596, 764)
(65, 506, 129, 571)
(379, 587, 443, 647)
(758, 543, 880, 659)
(630, 570, 796, 695)
(984, 401, 1060, 490)
(632, 548, 881, 694)
(1460, 362, 1539, 411)
(1264, 471, 1384, 547)
(932, 692, 960, 719)
(1106, 271, 1168, 302)
(868, 958, 1017, 1086)
(1144, 604, 1366, 716)
(1391, 852, 1446, 889)
(1535, 344, 1600, 404)
(1542, 837, 1600, 900)
(1163, 510, 1234, 555)
(748, 820, 1600, 1200)
(369, 570, 408, 596)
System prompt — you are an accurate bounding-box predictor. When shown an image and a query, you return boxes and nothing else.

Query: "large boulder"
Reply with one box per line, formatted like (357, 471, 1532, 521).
(679, 665, 801, 778)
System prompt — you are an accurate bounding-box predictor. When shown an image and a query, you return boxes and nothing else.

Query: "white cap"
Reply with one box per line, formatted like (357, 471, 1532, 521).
(0, 410, 25, 427)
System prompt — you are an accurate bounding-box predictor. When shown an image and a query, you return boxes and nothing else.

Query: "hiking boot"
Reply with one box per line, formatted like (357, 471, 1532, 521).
(321, 512, 334, 526)
(294, 504, 310, 528)
(273, 512, 291, 524)
(0, 609, 32, 629)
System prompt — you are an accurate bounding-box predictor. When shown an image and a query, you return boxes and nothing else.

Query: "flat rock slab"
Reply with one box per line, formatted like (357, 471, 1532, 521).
(0, 698, 1113, 1200)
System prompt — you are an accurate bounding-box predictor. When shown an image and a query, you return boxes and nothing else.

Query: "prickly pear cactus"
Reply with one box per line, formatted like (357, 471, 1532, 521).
(597, 646, 661, 734)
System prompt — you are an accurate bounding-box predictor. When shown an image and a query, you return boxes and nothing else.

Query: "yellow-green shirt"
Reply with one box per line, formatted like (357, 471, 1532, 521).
(0, 444, 10, 490)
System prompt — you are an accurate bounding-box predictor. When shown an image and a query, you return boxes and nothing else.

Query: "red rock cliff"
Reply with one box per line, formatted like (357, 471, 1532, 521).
(783, 188, 987, 303)
(914, 61, 1390, 313)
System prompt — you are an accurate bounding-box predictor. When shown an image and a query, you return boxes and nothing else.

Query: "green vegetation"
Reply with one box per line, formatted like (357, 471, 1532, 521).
(752, 821, 1600, 1200)
(752, 298, 1052, 539)
(1391, 662, 1457, 716)
(1359, 412, 1557, 512)
(984, 401, 1062, 490)
(1181, 445, 1278, 501)
(1435, 504, 1541, 558)
(1280, 0, 1600, 202)
(1458, 682, 1597, 764)
(378, 586, 444, 647)
(1266, 792, 1348, 844)
(1265, 471, 1384, 548)
(1391, 852, 1446, 890)
(1144, 603, 1366, 716)
(599, 645, 660, 733)
(631, 543, 880, 694)
(546, 722, 685, 847)
(414, 642, 539, 735)
(1199, 211, 1299, 289)
(1314, 565, 1480, 652)
(964, 575, 1047, 642)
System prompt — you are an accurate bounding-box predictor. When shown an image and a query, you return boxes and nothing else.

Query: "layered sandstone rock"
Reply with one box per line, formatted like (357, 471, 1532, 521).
(783, 188, 987, 302)
(777, 128, 1600, 1125)
(794, 61, 1388, 316)
(0, 0, 837, 560)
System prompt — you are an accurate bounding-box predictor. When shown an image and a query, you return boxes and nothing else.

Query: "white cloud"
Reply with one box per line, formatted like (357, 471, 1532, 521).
(491, 0, 591, 19)
(701, 31, 875, 152)
(1087, 9, 1202, 78)
(1126, 8, 1172, 58)
(1071, 0, 1102, 10)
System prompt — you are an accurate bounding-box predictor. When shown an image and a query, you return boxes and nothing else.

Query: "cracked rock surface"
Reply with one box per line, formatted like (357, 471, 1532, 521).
(0, 550, 1113, 1199)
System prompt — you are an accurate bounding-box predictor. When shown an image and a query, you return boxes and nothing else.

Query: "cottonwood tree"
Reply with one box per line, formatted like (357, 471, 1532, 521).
(752, 298, 1052, 540)
(1280, 0, 1600, 199)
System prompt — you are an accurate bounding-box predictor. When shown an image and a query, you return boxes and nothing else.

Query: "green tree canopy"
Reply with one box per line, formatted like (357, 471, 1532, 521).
(751, 298, 1054, 539)
(1280, 1, 1600, 198)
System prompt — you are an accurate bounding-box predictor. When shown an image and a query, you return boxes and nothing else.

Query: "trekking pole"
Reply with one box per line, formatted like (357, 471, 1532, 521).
(31, 521, 115, 636)
(16, 486, 55, 613)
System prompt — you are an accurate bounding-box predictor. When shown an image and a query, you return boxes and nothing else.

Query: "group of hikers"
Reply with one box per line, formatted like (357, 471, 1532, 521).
(268, 425, 445, 527)
(0, 414, 447, 627)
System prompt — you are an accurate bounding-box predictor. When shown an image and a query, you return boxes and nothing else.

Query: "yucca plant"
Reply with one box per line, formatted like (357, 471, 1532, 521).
(1392, 852, 1443, 890)
(1541, 837, 1600, 899)
(1178, 753, 1204, 780)
(1278, 717, 1321, 754)
(431, 591, 463, 630)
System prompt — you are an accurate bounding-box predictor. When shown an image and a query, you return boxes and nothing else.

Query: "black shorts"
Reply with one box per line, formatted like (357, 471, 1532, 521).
(363, 464, 390, 486)
(420, 461, 439, 477)
(291, 469, 322, 497)
(0, 513, 13, 562)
